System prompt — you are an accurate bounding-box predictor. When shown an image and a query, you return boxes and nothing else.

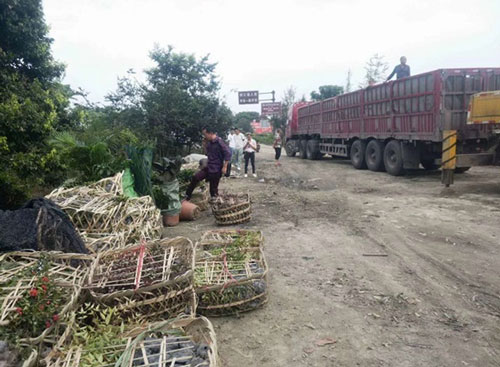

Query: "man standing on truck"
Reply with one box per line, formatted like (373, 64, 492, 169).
(185, 127, 231, 200)
(386, 56, 411, 80)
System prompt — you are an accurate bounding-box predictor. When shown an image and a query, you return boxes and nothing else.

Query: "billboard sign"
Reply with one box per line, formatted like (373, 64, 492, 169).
(238, 90, 259, 104)
(261, 102, 282, 116)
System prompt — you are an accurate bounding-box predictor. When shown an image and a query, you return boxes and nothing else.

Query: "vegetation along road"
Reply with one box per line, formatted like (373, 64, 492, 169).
(170, 144, 500, 367)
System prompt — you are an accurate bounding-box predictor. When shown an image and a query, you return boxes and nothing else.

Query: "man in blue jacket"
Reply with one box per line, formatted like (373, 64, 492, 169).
(185, 127, 231, 200)
(386, 56, 410, 80)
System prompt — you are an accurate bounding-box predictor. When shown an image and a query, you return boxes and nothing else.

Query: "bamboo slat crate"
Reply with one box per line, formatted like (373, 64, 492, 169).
(86, 237, 196, 321)
(195, 230, 267, 316)
(44, 316, 218, 367)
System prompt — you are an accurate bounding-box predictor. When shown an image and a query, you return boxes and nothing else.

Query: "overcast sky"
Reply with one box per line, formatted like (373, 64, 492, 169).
(43, 0, 500, 114)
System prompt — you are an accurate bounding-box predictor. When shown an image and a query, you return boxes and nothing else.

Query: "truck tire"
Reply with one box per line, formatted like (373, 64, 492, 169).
(365, 140, 385, 172)
(299, 139, 308, 159)
(455, 167, 471, 174)
(350, 139, 367, 169)
(384, 140, 405, 176)
(307, 140, 321, 160)
(285, 140, 297, 157)
(421, 159, 439, 171)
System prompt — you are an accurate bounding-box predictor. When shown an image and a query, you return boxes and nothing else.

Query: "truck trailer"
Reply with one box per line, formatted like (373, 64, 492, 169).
(285, 68, 500, 185)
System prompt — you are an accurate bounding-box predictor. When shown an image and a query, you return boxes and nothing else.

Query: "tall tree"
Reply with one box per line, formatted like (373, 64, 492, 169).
(359, 53, 389, 88)
(271, 86, 297, 132)
(310, 85, 344, 101)
(0, 0, 72, 208)
(234, 111, 259, 132)
(108, 46, 232, 156)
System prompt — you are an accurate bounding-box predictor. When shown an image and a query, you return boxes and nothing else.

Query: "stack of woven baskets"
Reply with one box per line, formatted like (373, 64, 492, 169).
(46, 172, 162, 253)
(211, 193, 251, 225)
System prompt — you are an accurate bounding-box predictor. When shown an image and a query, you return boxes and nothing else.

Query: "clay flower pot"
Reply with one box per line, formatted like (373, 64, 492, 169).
(180, 200, 200, 221)
(163, 214, 179, 227)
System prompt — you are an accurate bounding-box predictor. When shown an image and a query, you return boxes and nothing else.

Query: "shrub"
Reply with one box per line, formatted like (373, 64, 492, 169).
(254, 133, 275, 146)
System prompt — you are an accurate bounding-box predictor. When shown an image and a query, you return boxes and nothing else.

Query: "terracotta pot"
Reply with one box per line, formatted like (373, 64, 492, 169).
(163, 214, 179, 227)
(180, 200, 200, 221)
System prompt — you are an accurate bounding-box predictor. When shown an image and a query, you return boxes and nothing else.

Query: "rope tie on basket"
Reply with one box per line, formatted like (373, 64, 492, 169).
(134, 239, 147, 290)
(220, 252, 237, 291)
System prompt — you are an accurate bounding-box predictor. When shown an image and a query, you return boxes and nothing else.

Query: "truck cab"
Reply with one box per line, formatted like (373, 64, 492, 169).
(285, 101, 309, 157)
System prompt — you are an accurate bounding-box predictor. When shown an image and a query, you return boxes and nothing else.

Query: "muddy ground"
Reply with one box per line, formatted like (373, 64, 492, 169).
(168, 145, 500, 367)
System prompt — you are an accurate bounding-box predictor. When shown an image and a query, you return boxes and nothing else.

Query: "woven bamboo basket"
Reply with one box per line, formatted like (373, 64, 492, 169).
(47, 174, 162, 251)
(211, 193, 251, 225)
(0, 251, 91, 346)
(86, 237, 196, 321)
(44, 316, 218, 367)
(195, 230, 267, 316)
(195, 248, 268, 316)
(190, 185, 210, 211)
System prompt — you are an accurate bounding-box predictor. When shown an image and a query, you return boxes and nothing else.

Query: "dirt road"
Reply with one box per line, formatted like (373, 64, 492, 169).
(169, 145, 500, 367)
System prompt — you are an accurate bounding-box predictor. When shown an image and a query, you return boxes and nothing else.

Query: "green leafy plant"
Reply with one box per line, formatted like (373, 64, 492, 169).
(254, 133, 275, 146)
(48, 124, 139, 185)
(70, 304, 128, 367)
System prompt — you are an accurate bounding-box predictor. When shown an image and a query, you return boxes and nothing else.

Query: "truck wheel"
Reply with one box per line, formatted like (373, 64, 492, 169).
(421, 159, 439, 171)
(455, 167, 471, 174)
(384, 140, 405, 176)
(285, 141, 296, 157)
(350, 140, 367, 169)
(299, 139, 308, 159)
(365, 140, 385, 172)
(307, 140, 321, 160)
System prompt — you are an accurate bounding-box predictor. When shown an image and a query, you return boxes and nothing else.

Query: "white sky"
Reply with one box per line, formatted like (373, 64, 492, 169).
(43, 0, 500, 114)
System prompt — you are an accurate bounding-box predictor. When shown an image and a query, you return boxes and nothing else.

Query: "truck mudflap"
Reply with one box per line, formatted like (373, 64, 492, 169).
(401, 142, 420, 170)
(441, 130, 457, 187)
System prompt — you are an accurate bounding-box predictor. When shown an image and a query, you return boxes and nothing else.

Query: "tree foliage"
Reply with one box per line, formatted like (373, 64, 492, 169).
(0, 0, 72, 209)
(310, 85, 344, 101)
(48, 109, 140, 185)
(234, 111, 259, 132)
(360, 53, 389, 88)
(109, 46, 233, 156)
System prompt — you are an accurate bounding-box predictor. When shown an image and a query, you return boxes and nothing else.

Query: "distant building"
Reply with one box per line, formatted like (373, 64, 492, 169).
(250, 119, 273, 134)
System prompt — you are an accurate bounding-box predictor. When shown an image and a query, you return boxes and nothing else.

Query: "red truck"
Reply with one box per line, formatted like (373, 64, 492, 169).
(285, 68, 500, 184)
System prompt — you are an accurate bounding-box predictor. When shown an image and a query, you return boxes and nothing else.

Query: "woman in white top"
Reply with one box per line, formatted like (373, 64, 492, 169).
(243, 132, 257, 177)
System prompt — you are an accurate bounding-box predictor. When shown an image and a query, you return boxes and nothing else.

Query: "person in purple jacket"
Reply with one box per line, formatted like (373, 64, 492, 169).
(185, 127, 232, 200)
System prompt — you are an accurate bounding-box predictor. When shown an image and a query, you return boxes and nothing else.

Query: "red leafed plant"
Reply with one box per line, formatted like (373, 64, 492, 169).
(2, 256, 65, 340)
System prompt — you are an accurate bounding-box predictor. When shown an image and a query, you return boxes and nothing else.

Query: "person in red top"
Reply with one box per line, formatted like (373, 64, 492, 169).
(185, 127, 231, 200)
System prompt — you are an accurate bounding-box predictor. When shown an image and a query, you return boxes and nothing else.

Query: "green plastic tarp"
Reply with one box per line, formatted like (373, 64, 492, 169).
(121, 168, 138, 198)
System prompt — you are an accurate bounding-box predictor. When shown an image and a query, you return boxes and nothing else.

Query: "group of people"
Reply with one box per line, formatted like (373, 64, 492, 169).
(227, 127, 257, 178)
(185, 127, 283, 202)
